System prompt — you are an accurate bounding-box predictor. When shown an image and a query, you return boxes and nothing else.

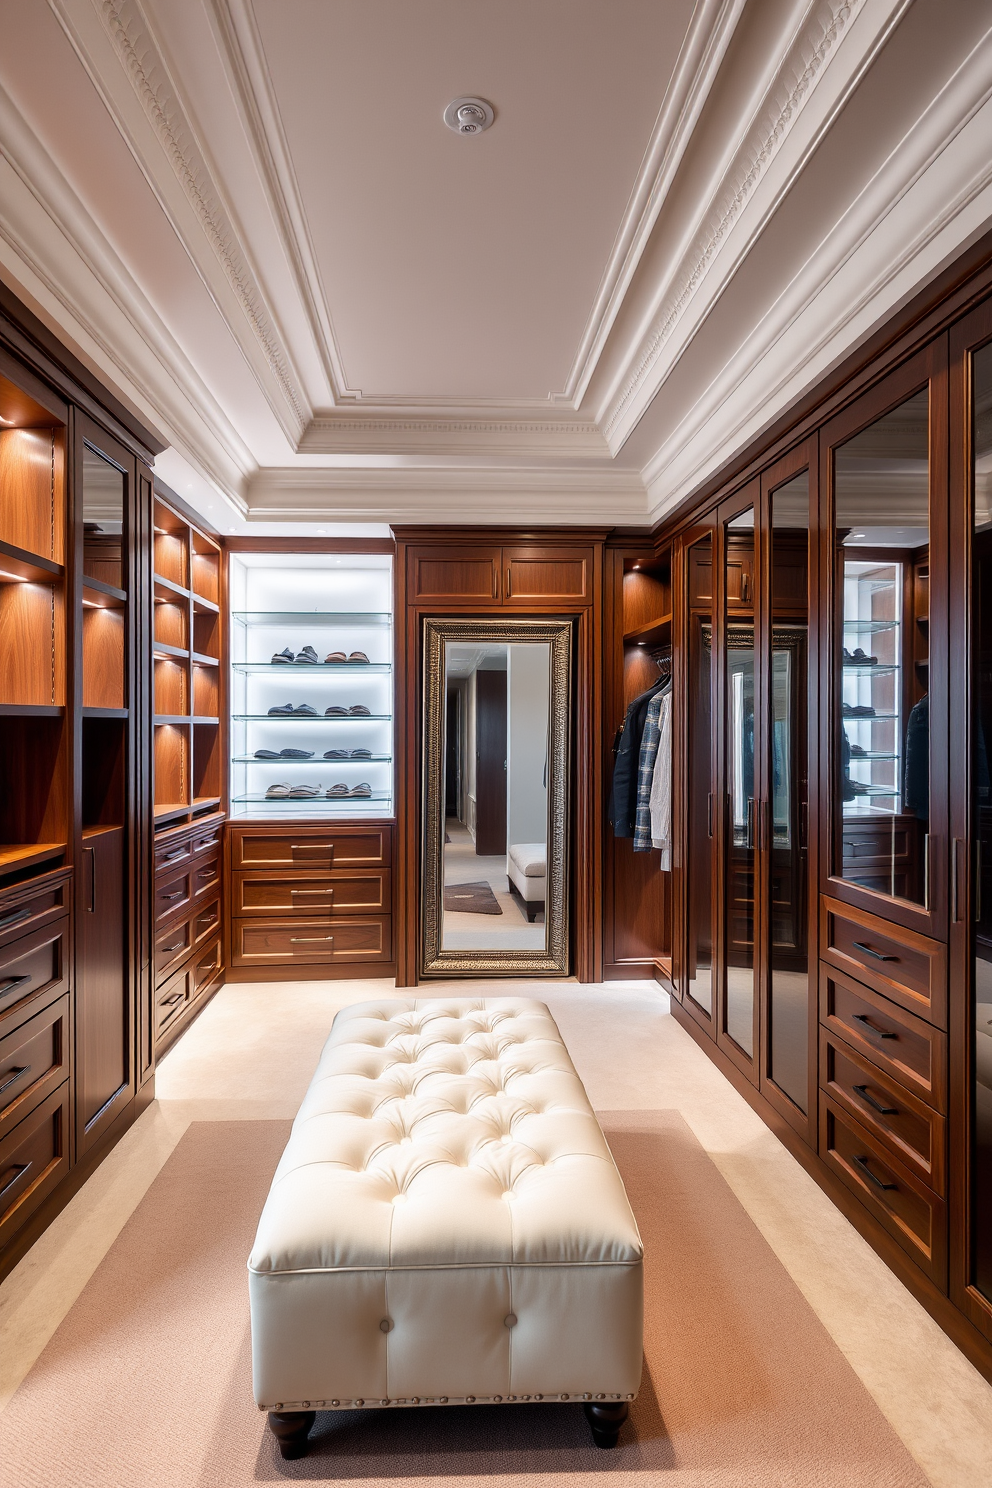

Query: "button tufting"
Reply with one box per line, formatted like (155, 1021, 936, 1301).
(391, 1194, 407, 1205)
(379, 1318, 392, 1333)
(504, 1313, 517, 1328)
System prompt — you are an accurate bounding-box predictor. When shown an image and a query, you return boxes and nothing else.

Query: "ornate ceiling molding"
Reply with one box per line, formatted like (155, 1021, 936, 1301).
(300, 413, 609, 458)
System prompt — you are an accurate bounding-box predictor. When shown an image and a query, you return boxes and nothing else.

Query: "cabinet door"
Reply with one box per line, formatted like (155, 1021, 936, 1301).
(502, 546, 593, 605)
(682, 527, 717, 1031)
(408, 546, 500, 602)
(77, 826, 132, 1151)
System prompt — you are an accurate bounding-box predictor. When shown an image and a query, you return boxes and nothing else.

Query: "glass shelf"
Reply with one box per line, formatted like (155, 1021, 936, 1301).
(233, 712, 392, 721)
(232, 794, 393, 807)
(231, 611, 392, 627)
(841, 711, 898, 720)
(846, 750, 899, 760)
(232, 661, 391, 673)
(842, 663, 898, 675)
(848, 785, 900, 797)
(234, 754, 392, 764)
(842, 619, 898, 633)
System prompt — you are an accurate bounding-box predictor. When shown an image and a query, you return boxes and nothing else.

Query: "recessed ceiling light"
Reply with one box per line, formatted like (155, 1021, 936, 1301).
(443, 97, 494, 135)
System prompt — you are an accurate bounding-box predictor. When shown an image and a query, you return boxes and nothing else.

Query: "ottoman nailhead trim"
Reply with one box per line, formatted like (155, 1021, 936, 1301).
(534, 1393, 543, 1400)
(494, 1395, 502, 1402)
(356, 1399, 364, 1406)
(560, 1393, 568, 1401)
(381, 1399, 389, 1406)
(466, 1395, 475, 1403)
(440, 1397, 448, 1404)
(332, 1400, 339, 1407)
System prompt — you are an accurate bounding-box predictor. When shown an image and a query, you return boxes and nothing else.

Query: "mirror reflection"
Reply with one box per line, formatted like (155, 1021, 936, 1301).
(971, 339, 992, 1303)
(442, 641, 550, 952)
(82, 443, 125, 591)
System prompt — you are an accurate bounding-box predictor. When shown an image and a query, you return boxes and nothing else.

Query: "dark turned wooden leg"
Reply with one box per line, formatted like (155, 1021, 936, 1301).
(584, 1400, 628, 1448)
(268, 1410, 316, 1459)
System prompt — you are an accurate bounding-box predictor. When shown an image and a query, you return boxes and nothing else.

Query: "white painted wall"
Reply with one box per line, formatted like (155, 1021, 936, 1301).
(506, 643, 550, 855)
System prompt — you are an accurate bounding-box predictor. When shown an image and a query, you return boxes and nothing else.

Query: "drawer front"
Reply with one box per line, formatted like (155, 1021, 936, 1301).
(155, 965, 192, 1037)
(154, 867, 192, 928)
(0, 1084, 70, 1252)
(819, 1093, 946, 1284)
(0, 918, 69, 1021)
(503, 547, 592, 604)
(154, 914, 192, 985)
(232, 869, 391, 917)
(231, 916, 391, 967)
(154, 835, 193, 876)
(0, 871, 70, 951)
(191, 851, 220, 902)
(231, 827, 391, 871)
(191, 897, 221, 952)
(821, 897, 946, 1026)
(193, 937, 222, 997)
(191, 822, 223, 859)
(819, 965, 946, 1112)
(0, 994, 70, 1142)
(819, 1029, 945, 1193)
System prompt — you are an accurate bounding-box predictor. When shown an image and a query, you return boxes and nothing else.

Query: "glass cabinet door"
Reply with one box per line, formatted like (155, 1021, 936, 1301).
(685, 531, 716, 1021)
(722, 506, 758, 1062)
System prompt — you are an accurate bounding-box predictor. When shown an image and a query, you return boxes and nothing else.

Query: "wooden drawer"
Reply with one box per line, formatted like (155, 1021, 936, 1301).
(191, 821, 223, 859)
(0, 1083, 70, 1252)
(821, 896, 946, 1026)
(191, 896, 220, 952)
(0, 917, 69, 1021)
(154, 834, 193, 876)
(154, 866, 192, 928)
(230, 826, 391, 871)
(155, 964, 192, 1037)
(231, 916, 391, 968)
(819, 1028, 945, 1193)
(231, 869, 390, 917)
(0, 994, 70, 1143)
(819, 965, 946, 1112)
(191, 851, 220, 902)
(192, 937, 222, 998)
(154, 914, 192, 986)
(503, 546, 592, 604)
(819, 1093, 946, 1285)
(0, 870, 70, 951)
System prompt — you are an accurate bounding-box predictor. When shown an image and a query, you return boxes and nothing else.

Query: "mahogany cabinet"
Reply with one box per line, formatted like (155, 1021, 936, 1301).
(150, 811, 224, 1053)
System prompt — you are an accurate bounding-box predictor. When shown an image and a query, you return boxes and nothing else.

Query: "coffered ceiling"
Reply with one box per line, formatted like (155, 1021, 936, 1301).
(0, 0, 990, 532)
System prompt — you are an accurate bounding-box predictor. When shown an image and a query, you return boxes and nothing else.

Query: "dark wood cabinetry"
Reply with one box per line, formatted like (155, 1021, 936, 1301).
(76, 825, 130, 1151)
(150, 812, 225, 1054)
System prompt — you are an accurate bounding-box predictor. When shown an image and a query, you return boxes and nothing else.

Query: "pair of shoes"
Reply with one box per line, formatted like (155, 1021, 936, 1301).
(848, 743, 867, 757)
(850, 646, 877, 665)
(842, 703, 876, 717)
(267, 703, 319, 717)
(323, 747, 373, 759)
(326, 782, 372, 798)
(265, 782, 323, 799)
(254, 748, 314, 759)
(271, 646, 318, 665)
(324, 704, 372, 717)
(324, 651, 370, 664)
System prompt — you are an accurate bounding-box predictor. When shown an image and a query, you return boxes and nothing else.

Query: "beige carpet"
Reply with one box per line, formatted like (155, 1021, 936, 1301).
(0, 1112, 931, 1487)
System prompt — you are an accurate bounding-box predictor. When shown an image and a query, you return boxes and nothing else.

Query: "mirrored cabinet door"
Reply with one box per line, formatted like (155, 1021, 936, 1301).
(684, 530, 716, 1025)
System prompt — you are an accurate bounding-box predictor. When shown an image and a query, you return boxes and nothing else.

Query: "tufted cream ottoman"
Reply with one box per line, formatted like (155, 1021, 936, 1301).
(248, 997, 643, 1458)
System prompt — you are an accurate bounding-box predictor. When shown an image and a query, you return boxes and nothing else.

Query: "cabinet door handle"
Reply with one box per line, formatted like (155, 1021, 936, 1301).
(0, 1064, 30, 1097)
(197, 838, 219, 851)
(161, 992, 184, 1007)
(289, 936, 334, 943)
(84, 845, 95, 913)
(853, 1083, 898, 1116)
(290, 888, 333, 896)
(0, 974, 31, 998)
(0, 1162, 30, 1202)
(852, 1154, 896, 1191)
(0, 908, 31, 931)
(161, 849, 187, 864)
(161, 941, 185, 953)
(952, 837, 962, 923)
(505, 567, 512, 598)
(852, 1012, 897, 1040)
(853, 941, 897, 963)
(162, 890, 185, 901)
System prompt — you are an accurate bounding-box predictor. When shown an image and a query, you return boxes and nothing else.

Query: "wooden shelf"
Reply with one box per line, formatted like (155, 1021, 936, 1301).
(192, 715, 220, 725)
(192, 592, 219, 615)
(81, 822, 122, 841)
(0, 703, 64, 717)
(153, 642, 189, 662)
(82, 706, 128, 720)
(191, 652, 219, 667)
(153, 802, 190, 826)
(0, 842, 65, 873)
(0, 539, 63, 585)
(154, 714, 192, 726)
(153, 574, 189, 602)
(192, 795, 222, 813)
(623, 613, 672, 647)
(81, 575, 126, 608)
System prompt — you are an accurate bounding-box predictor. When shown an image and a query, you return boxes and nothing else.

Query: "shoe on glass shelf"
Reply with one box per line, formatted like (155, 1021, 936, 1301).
(851, 647, 878, 665)
(279, 747, 314, 759)
(849, 744, 867, 757)
(349, 782, 372, 798)
(271, 647, 295, 664)
(349, 703, 371, 716)
(265, 783, 291, 798)
(292, 703, 318, 717)
(254, 748, 280, 759)
(268, 702, 295, 715)
(346, 651, 370, 664)
(323, 748, 348, 759)
(295, 645, 318, 664)
(324, 651, 347, 664)
(326, 783, 349, 797)
(325, 705, 349, 717)
(289, 783, 321, 798)
(350, 747, 372, 759)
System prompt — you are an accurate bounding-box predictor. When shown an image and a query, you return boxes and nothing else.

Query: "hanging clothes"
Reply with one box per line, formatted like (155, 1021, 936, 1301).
(904, 693, 929, 817)
(649, 690, 673, 869)
(608, 677, 668, 837)
(633, 687, 669, 851)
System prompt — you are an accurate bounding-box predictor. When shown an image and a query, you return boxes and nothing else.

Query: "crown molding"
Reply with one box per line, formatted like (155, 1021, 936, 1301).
(300, 412, 610, 458)
(248, 465, 648, 525)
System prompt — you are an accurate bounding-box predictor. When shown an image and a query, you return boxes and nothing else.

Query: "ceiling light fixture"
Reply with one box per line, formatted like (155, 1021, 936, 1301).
(443, 97, 494, 135)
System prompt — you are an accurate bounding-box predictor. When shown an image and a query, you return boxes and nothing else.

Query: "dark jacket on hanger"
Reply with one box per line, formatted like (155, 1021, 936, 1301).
(904, 693, 929, 817)
(609, 678, 668, 837)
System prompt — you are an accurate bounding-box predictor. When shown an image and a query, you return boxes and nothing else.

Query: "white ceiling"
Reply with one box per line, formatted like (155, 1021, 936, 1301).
(0, 0, 989, 533)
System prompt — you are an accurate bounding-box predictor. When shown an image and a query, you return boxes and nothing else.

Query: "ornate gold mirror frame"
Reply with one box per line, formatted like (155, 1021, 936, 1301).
(421, 617, 572, 977)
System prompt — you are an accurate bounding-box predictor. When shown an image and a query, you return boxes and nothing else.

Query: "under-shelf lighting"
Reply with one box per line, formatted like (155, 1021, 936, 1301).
(0, 569, 28, 582)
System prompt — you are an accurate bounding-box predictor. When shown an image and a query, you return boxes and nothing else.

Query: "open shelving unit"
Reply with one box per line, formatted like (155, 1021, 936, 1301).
(228, 554, 393, 818)
(152, 490, 224, 830)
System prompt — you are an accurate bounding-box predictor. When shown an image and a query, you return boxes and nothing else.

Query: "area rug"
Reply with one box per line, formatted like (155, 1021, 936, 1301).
(0, 1113, 931, 1487)
(443, 881, 503, 915)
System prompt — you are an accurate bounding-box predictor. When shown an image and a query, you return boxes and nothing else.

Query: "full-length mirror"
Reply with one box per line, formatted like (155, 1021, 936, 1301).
(421, 618, 572, 975)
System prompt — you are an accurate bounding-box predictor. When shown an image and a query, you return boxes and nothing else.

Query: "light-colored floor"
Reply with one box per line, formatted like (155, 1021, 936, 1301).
(1, 977, 991, 1488)
(443, 818, 545, 950)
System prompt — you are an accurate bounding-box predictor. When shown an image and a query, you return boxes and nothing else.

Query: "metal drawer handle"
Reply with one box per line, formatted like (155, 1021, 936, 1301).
(0, 1162, 30, 1202)
(852, 1154, 896, 1191)
(161, 890, 185, 901)
(197, 838, 219, 851)
(290, 888, 333, 896)
(161, 941, 185, 953)
(161, 992, 184, 1007)
(853, 1083, 898, 1116)
(290, 844, 332, 851)
(289, 936, 334, 943)
(0, 974, 31, 998)
(197, 958, 218, 975)
(197, 867, 215, 878)
(0, 1064, 30, 1097)
(852, 1013, 897, 1040)
(0, 908, 31, 931)
(853, 941, 898, 963)
(161, 849, 187, 864)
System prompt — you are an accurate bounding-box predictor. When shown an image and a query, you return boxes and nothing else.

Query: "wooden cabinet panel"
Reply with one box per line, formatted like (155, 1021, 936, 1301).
(154, 914, 192, 986)
(0, 871, 69, 950)
(503, 546, 592, 604)
(191, 896, 220, 952)
(191, 850, 220, 902)
(154, 865, 192, 927)
(0, 993, 70, 1143)
(821, 896, 946, 1026)
(192, 937, 222, 998)
(155, 963, 192, 1038)
(819, 1093, 946, 1285)
(409, 547, 500, 601)
(77, 826, 130, 1145)
(819, 964, 946, 1112)
(230, 826, 391, 871)
(0, 917, 69, 1022)
(232, 869, 390, 917)
(231, 916, 391, 968)
(0, 1083, 70, 1251)
(819, 1028, 945, 1193)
